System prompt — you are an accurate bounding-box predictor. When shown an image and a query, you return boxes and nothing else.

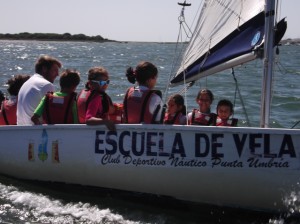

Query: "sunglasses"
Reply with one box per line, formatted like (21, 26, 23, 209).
(91, 79, 110, 86)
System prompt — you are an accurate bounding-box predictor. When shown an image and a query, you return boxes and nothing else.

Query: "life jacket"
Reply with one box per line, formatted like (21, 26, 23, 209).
(43, 92, 77, 124)
(77, 89, 110, 124)
(0, 99, 17, 125)
(216, 117, 238, 127)
(109, 103, 124, 124)
(123, 86, 162, 124)
(190, 109, 217, 126)
(163, 112, 184, 125)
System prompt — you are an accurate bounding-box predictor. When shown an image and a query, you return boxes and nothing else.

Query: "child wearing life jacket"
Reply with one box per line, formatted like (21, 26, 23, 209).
(31, 69, 80, 125)
(123, 61, 163, 124)
(163, 94, 187, 125)
(188, 88, 217, 126)
(77, 66, 115, 131)
(0, 74, 30, 125)
(216, 99, 238, 127)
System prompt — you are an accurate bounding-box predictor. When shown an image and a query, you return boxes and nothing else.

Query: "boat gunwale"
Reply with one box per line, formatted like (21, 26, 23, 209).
(0, 123, 299, 135)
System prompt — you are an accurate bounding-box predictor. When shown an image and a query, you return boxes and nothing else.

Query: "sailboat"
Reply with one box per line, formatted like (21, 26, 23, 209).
(0, 0, 299, 212)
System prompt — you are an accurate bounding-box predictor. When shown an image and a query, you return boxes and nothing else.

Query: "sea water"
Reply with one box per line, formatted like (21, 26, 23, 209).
(0, 40, 299, 223)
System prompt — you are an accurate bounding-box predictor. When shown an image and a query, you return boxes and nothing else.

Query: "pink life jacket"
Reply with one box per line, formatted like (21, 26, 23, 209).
(77, 89, 110, 124)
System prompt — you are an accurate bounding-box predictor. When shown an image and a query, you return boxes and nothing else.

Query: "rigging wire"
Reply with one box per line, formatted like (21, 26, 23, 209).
(178, 2, 192, 122)
(291, 121, 300, 129)
(162, 1, 196, 115)
(274, 51, 300, 129)
(160, 2, 191, 124)
(231, 68, 251, 127)
(162, 26, 184, 102)
(178, 2, 193, 38)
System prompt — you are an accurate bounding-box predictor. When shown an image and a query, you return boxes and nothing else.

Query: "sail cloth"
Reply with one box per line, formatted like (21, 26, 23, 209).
(171, 0, 266, 86)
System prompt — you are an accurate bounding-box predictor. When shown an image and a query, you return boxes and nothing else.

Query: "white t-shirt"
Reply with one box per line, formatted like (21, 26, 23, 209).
(17, 74, 54, 125)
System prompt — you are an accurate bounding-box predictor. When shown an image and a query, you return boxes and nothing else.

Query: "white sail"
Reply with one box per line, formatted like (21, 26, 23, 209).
(171, 0, 266, 86)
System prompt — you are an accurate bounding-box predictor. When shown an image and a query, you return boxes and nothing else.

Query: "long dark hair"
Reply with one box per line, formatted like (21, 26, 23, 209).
(169, 94, 186, 115)
(126, 61, 158, 85)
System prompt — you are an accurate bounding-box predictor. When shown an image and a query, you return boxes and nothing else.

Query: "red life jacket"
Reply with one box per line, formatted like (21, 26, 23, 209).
(77, 89, 110, 124)
(42, 92, 77, 124)
(123, 87, 162, 124)
(190, 109, 217, 126)
(163, 112, 184, 125)
(216, 117, 238, 126)
(0, 99, 17, 125)
(109, 103, 124, 124)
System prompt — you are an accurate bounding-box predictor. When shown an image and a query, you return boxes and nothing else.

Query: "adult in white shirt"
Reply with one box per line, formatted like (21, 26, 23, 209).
(17, 55, 62, 125)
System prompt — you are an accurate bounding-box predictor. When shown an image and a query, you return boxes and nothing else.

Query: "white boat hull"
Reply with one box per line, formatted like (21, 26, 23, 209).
(0, 124, 299, 211)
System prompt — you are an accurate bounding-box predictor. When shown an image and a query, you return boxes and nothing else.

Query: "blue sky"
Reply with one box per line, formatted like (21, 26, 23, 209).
(0, 0, 298, 42)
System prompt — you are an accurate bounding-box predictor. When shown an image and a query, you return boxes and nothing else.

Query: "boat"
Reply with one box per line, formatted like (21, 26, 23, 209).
(0, 0, 299, 212)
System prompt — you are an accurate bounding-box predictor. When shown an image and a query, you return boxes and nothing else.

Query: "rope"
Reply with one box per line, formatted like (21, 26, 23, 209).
(274, 46, 300, 129)
(162, 2, 195, 103)
(162, 1, 202, 124)
(178, 2, 193, 38)
(162, 23, 188, 103)
(291, 121, 300, 129)
(231, 68, 251, 127)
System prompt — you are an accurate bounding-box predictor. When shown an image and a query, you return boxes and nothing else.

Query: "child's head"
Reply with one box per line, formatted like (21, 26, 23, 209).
(196, 89, 214, 113)
(7, 74, 30, 96)
(126, 61, 158, 89)
(167, 94, 186, 115)
(60, 69, 80, 92)
(216, 99, 233, 120)
(87, 67, 110, 91)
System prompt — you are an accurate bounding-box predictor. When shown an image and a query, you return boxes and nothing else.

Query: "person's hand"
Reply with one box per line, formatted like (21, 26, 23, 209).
(31, 114, 42, 125)
(104, 120, 116, 131)
(86, 117, 116, 131)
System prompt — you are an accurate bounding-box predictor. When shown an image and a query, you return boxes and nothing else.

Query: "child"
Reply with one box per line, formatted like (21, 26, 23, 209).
(31, 69, 80, 124)
(188, 88, 217, 126)
(163, 94, 187, 125)
(77, 66, 115, 131)
(123, 61, 163, 124)
(0, 74, 30, 125)
(216, 99, 238, 126)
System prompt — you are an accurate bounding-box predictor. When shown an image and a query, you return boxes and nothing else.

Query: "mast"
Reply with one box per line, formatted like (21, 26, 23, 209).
(260, 0, 276, 128)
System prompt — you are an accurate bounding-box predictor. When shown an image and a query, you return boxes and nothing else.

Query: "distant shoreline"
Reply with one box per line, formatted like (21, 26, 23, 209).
(0, 32, 117, 43)
(0, 32, 299, 44)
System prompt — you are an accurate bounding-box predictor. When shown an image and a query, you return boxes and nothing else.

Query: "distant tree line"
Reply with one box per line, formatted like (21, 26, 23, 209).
(0, 32, 116, 42)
